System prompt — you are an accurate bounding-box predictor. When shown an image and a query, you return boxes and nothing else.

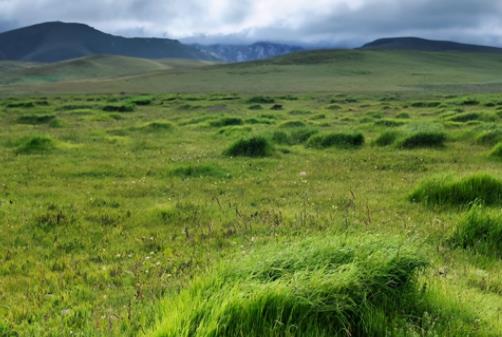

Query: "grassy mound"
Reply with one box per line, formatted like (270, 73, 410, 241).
(137, 121, 174, 132)
(102, 103, 135, 112)
(279, 120, 307, 128)
(145, 235, 478, 337)
(16, 135, 56, 154)
(16, 114, 57, 125)
(374, 131, 400, 147)
(399, 131, 446, 149)
(129, 96, 154, 106)
(307, 132, 364, 149)
(409, 174, 502, 207)
(209, 117, 243, 127)
(476, 129, 502, 146)
(449, 205, 502, 257)
(489, 142, 502, 160)
(272, 128, 318, 145)
(448, 112, 481, 123)
(224, 136, 273, 157)
(170, 165, 230, 179)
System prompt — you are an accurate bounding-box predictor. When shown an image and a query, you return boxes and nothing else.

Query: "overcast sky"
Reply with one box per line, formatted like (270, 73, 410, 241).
(1, 0, 502, 47)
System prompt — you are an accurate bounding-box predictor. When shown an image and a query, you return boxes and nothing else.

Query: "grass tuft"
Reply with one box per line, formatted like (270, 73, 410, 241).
(224, 136, 273, 157)
(399, 131, 446, 149)
(209, 117, 243, 127)
(374, 131, 400, 146)
(489, 142, 502, 160)
(307, 132, 364, 149)
(449, 205, 502, 257)
(16, 135, 56, 154)
(170, 165, 230, 179)
(409, 174, 502, 207)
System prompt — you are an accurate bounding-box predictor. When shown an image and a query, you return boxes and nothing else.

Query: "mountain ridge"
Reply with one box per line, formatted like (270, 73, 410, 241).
(361, 37, 502, 53)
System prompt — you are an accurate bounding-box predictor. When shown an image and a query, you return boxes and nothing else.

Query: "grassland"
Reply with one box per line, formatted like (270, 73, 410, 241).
(1, 49, 502, 337)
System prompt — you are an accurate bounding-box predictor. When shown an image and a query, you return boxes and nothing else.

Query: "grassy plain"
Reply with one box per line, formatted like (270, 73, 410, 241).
(0, 50, 502, 336)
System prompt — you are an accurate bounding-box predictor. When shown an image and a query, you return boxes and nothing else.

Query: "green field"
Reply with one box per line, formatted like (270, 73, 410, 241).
(1, 50, 502, 337)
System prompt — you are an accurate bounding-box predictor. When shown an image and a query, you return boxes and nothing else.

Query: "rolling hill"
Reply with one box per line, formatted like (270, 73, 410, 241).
(192, 42, 303, 62)
(3, 49, 502, 95)
(362, 37, 502, 53)
(0, 21, 213, 62)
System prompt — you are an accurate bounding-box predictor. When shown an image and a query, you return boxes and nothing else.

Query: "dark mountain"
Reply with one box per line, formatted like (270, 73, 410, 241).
(361, 37, 502, 53)
(0, 21, 214, 62)
(193, 42, 303, 62)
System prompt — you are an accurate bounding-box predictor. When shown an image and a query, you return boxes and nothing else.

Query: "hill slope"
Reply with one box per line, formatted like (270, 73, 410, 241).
(0, 55, 212, 85)
(0, 21, 213, 62)
(3, 49, 502, 95)
(362, 37, 502, 53)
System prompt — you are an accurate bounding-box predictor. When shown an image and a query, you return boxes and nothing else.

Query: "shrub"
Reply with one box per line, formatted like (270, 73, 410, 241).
(449, 205, 502, 257)
(144, 235, 437, 337)
(16, 136, 56, 154)
(224, 136, 273, 157)
(489, 142, 502, 160)
(399, 132, 446, 149)
(248, 104, 263, 110)
(461, 98, 480, 106)
(209, 117, 243, 127)
(270, 104, 283, 110)
(16, 114, 56, 125)
(170, 165, 230, 179)
(102, 103, 135, 112)
(247, 96, 275, 104)
(374, 131, 399, 147)
(409, 174, 502, 207)
(6, 101, 35, 108)
(307, 132, 364, 149)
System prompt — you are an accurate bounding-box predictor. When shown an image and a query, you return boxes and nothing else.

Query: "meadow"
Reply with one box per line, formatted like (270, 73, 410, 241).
(0, 90, 501, 337)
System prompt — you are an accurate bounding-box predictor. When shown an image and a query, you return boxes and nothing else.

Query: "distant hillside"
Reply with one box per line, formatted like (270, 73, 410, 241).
(0, 21, 214, 62)
(193, 42, 303, 62)
(362, 37, 502, 53)
(0, 55, 211, 85)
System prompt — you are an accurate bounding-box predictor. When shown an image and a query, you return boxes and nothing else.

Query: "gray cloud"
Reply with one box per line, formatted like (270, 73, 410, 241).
(0, 0, 502, 47)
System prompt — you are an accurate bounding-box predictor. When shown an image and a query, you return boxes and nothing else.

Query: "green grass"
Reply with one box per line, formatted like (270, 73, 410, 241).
(374, 131, 400, 146)
(1, 92, 502, 337)
(449, 205, 502, 257)
(489, 142, 502, 160)
(409, 174, 502, 207)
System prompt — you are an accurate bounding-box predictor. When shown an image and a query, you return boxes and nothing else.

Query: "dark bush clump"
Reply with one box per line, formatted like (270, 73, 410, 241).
(224, 136, 273, 157)
(399, 132, 446, 149)
(270, 104, 283, 110)
(409, 174, 502, 207)
(449, 205, 502, 257)
(210, 117, 243, 127)
(16, 114, 56, 125)
(307, 132, 365, 149)
(448, 113, 481, 123)
(248, 104, 263, 110)
(6, 101, 35, 108)
(410, 101, 441, 108)
(476, 130, 502, 146)
(279, 120, 307, 128)
(129, 96, 153, 105)
(102, 103, 135, 112)
(247, 96, 275, 104)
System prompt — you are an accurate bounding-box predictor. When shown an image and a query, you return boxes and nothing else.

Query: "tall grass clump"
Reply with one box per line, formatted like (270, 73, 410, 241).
(209, 117, 243, 127)
(15, 135, 56, 154)
(146, 235, 433, 337)
(449, 205, 502, 257)
(489, 142, 502, 160)
(16, 114, 56, 125)
(409, 174, 502, 207)
(374, 131, 400, 147)
(224, 136, 273, 157)
(476, 129, 502, 146)
(399, 131, 446, 149)
(307, 132, 364, 149)
(102, 103, 135, 112)
(247, 96, 275, 104)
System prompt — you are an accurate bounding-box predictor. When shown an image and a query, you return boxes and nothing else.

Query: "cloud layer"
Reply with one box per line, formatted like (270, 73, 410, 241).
(1, 0, 502, 46)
